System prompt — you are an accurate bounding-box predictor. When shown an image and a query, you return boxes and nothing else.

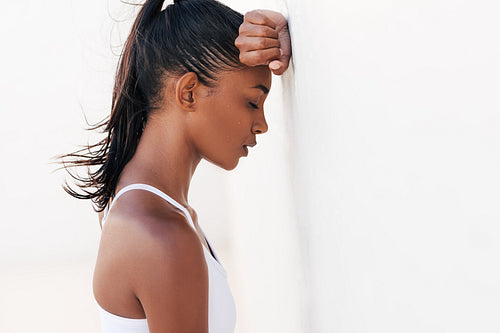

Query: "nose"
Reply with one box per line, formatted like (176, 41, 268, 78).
(252, 111, 268, 134)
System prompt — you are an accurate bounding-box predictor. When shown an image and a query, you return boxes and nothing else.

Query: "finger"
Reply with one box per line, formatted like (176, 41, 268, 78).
(239, 47, 282, 67)
(269, 47, 291, 75)
(269, 59, 287, 75)
(234, 36, 280, 52)
(244, 10, 277, 29)
(251, 9, 288, 31)
(239, 22, 278, 39)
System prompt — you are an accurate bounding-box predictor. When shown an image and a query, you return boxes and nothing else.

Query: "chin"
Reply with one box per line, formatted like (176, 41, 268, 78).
(222, 159, 239, 171)
(226, 162, 239, 171)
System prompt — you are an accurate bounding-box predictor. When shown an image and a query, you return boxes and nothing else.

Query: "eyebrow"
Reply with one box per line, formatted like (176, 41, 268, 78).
(252, 84, 270, 94)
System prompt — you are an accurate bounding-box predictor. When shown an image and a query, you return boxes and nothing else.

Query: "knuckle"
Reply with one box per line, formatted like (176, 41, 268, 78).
(254, 17, 266, 26)
(244, 10, 257, 20)
(238, 22, 249, 34)
(256, 52, 267, 63)
(245, 10, 266, 25)
(255, 26, 267, 36)
(234, 37, 242, 48)
(239, 53, 251, 65)
(256, 38, 266, 49)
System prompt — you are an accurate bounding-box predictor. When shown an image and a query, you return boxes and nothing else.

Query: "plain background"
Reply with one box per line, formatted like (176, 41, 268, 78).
(2, 0, 500, 332)
(282, 0, 500, 332)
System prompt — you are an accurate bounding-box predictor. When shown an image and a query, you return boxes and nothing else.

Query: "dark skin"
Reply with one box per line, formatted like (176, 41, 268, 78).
(93, 10, 291, 333)
(235, 10, 292, 75)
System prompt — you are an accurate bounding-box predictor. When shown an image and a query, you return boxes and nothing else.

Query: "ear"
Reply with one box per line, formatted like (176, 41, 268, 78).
(175, 72, 199, 111)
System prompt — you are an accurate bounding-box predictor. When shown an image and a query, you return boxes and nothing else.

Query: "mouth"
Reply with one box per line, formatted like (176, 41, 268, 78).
(242, 141, 256, 157)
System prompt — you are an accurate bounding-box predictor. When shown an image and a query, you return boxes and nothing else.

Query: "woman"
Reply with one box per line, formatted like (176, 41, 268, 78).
(60, 0, 291, 332)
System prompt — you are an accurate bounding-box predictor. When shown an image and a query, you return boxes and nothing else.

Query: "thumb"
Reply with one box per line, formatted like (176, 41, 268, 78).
(268, 60, 286, 75)
(268, 50, 289, 75)
(269, 60, 281, 71)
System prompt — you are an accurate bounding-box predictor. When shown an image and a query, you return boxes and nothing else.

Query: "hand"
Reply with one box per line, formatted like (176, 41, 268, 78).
(235, 10, 292, 75)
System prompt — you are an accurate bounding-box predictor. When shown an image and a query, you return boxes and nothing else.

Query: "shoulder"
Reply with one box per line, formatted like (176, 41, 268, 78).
(96, 190, 209, 331)
(101, 188, 207, 277)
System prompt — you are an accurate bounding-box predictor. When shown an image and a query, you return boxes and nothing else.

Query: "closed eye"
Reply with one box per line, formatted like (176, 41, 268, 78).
(249, 102, 259, 109)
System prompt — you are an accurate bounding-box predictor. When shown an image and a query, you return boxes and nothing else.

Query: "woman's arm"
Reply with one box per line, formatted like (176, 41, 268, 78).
(235, 9, 292, 75)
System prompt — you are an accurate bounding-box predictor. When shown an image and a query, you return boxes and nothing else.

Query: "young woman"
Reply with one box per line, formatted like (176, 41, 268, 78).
(60, 0, 291, 332)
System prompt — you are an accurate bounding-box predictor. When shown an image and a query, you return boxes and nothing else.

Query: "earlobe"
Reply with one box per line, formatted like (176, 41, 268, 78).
(175, 72, 199, 111)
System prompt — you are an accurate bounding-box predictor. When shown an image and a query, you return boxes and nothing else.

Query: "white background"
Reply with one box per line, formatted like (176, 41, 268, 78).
(282, 0, 500, 332)
(1, 0, 500, 332)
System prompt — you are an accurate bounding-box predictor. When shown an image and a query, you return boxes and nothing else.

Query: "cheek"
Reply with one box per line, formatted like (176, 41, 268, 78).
(199, 92, 250, 147)
(213, 103, 248, 143)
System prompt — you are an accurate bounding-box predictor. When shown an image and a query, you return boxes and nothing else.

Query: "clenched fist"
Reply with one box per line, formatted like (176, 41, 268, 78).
(235, 10, 292, 75)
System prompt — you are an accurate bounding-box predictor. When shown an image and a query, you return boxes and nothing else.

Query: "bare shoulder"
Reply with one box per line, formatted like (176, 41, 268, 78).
(132, 214, 209, 332)
(93, 191, 209, 332)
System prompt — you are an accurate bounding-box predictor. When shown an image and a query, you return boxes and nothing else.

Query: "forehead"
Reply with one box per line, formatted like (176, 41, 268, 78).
(216, 65, 272, 92)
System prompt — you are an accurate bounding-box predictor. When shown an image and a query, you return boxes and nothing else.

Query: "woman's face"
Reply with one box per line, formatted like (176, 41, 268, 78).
(190, 65, 272, 170)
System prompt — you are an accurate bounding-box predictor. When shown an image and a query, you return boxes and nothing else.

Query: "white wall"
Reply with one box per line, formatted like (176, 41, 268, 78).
(280, 0, 500, 332)
(1, 1, 115, 332)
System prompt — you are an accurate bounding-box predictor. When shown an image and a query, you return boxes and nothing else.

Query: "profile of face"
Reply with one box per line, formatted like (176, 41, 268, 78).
(180, 65, 272, 171)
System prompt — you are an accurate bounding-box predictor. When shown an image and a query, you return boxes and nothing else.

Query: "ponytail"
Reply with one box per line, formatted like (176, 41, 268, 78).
(59, 0, 244, 212)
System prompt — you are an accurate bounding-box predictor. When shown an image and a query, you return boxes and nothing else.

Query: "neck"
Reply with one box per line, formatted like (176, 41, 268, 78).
(117, 112, 201, 208)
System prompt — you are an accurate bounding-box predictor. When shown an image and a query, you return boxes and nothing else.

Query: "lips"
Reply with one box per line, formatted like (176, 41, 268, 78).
(242, 141, 256, 157)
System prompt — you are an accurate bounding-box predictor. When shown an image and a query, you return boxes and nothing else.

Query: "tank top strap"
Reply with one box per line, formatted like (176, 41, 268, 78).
(102, 183, 196, 230)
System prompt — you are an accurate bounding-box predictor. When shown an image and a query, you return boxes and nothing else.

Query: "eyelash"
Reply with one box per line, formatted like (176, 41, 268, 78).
(249, 102, 259, 109)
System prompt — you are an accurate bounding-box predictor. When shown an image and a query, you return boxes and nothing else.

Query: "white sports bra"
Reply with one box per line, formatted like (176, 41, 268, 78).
(93, 183, 237, 333)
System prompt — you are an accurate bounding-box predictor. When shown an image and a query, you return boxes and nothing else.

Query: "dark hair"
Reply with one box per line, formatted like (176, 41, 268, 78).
(58, 0, 244, 212)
